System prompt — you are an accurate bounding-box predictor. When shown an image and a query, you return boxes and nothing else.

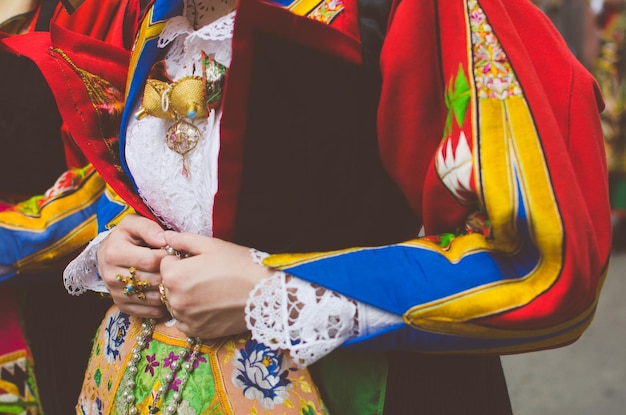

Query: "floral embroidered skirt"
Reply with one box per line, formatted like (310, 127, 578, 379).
(77, 305, 327, 415)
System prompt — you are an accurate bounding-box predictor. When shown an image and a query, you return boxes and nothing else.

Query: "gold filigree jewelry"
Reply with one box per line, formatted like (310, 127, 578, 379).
(166, 118, 202, 177)
(134, 53, 227, 177)
(116, 266, 150, 300)
(158, 283, 170, 307)
(135, 79, 176, 121)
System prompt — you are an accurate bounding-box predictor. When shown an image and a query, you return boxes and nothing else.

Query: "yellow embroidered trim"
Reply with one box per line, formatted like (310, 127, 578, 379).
(103, 185, 136, 229)
(287, 0, 324, 15)
(0, 169, 104, 230)
(127, 7, 170, 98)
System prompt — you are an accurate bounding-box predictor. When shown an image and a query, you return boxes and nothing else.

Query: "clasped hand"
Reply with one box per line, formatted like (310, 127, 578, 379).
(97, 214, 273, 339)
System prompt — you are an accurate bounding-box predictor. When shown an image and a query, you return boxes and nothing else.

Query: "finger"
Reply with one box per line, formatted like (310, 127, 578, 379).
(118, 215, 167, 248)
(160, 254, 180, 271)
(163, 231, 214, 256)
(159, 252, 198, 278)
(102, 244, 168, 274)
(174, 319, 197, 338)
(107, 266, 161, 287)
(159, 255, 206, 302)
(140, 290, 163, 303)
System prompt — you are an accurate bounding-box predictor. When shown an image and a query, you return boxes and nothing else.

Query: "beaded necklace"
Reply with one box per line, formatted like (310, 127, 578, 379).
(120, 319, 202, 415)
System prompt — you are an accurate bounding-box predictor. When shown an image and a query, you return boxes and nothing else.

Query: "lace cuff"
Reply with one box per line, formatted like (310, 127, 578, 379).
(63, 230, 111, 295)
(245, 249, 403, 368)
(245, 271, 358, 368)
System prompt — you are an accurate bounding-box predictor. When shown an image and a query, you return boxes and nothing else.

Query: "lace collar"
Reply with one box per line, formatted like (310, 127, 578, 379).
(157, 9, 236, 72)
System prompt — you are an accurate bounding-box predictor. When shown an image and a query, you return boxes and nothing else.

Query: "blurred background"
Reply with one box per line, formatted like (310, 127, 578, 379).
(503, 251, 626, 415)
(505, 3, 626, 414)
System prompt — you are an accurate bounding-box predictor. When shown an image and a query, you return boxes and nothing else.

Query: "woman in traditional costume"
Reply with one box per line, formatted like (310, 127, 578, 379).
(3, 0, 611, 413)
(595, 0, 626, 250)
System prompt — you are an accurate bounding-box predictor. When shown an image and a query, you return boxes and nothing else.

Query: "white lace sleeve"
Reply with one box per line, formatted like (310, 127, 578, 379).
(245, 250, 403, 368)
(63, 230, 111, 295)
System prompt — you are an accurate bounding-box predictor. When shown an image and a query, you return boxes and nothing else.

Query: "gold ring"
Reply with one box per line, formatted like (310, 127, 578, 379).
(116, 267, 150, 300)
(158, 283, 170, 307)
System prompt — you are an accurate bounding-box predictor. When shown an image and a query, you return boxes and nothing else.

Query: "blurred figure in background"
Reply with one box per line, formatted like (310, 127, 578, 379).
(594, 0, 626, 251)
(0, 1, 143, 413)
(532, 0, 600, 69)
(532, 0, 626, 251)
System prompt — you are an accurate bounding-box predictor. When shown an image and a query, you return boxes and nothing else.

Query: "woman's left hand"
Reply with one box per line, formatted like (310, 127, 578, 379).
(160, 231, 274, 340)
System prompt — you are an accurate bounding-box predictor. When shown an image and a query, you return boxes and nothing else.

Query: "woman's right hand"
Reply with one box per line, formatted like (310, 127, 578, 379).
(97, 214, 169, 319)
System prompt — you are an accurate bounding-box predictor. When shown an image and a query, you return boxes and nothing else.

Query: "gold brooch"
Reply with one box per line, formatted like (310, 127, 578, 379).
(135, 53, 227, 177)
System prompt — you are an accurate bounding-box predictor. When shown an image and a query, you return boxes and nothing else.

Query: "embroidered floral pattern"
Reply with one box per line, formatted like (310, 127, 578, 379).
(14, 165, 96, 216)
(468, 0, 521, 100)
(231, 339, 292, 410)
(186, 352, 207, 370)
(163, 351, 179, 368)
(169, 372, 183, 392)
(308, 0, 344, 24)
(145, 353, 159, 375)
(437, 0, 526, 205)
(103, 311, 131, 363)
(81, 308, 324, 415)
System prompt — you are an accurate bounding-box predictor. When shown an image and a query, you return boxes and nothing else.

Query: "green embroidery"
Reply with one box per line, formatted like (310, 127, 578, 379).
(438, 233, 456, 248)
(301, 403, 317, 415)
(114, 338, 219, 413)
(94, 368, 102, 387)
(444, 65, 471, 137)
(15, 196, 44, 215)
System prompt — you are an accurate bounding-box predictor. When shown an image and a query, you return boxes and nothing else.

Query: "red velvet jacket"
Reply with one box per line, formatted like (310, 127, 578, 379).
(2, 0, 611, 355)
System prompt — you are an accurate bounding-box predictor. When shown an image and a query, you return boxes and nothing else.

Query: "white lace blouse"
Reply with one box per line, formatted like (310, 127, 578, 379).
(63, 0, 401, 368)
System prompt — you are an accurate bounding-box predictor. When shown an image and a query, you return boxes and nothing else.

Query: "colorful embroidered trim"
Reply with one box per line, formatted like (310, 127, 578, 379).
(266, 0, 344, 23)
(0, 165, 103, 282)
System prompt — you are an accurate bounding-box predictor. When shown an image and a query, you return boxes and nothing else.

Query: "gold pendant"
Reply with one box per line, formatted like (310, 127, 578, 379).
(166, 119, 201, 177)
